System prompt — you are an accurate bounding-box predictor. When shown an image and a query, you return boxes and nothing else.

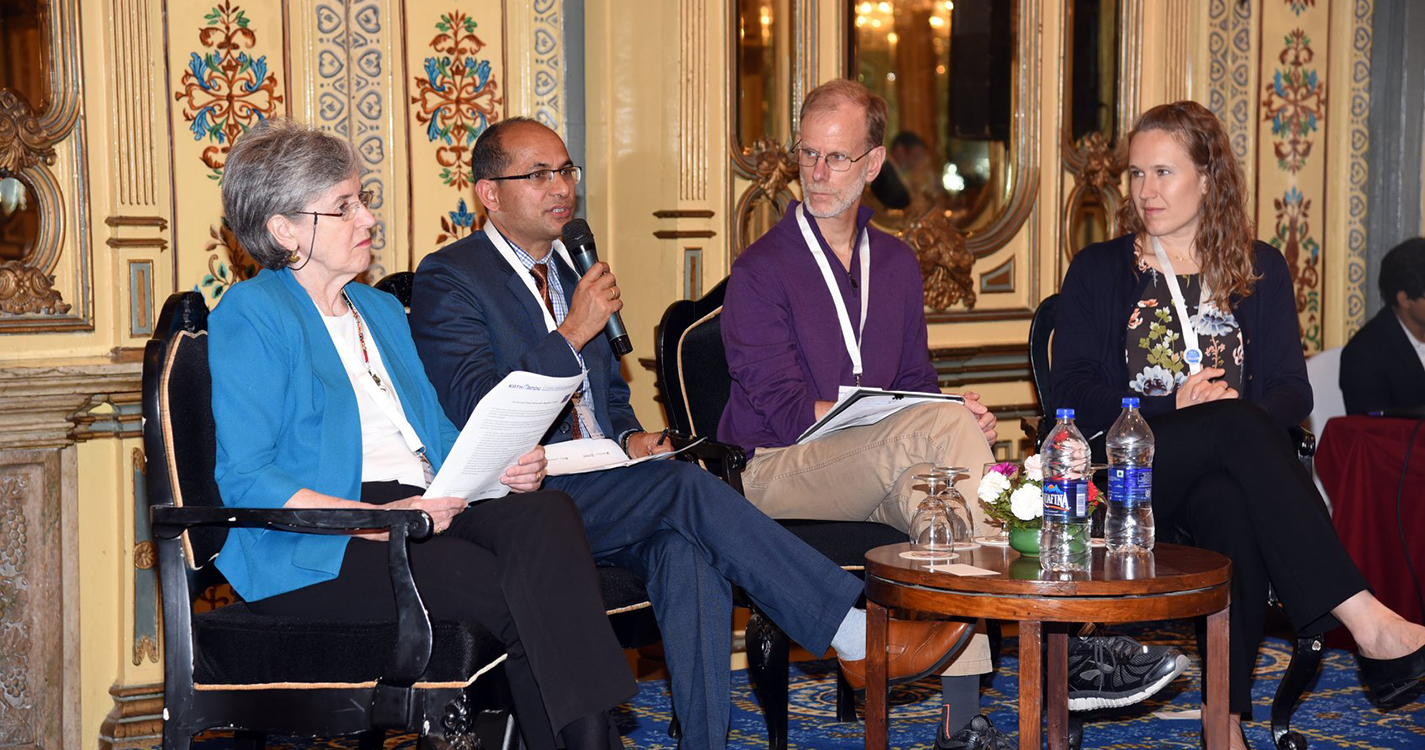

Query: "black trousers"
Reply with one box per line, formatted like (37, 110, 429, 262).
(248, 484, 636, 750)
(1144, 400, 1370, 713)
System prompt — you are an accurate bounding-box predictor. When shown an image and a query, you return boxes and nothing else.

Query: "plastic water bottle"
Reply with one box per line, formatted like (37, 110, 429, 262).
(1040, 408, 1092, 572)
(1106, 397, 1156, 552)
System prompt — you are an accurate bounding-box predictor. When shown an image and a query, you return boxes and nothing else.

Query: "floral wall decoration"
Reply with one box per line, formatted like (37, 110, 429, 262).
(412, 10, 503, 246)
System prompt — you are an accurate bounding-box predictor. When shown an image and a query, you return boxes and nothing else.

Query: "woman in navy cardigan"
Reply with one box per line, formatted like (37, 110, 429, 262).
(209, 119, 634, 750)
(1050, 102, 1425, 747)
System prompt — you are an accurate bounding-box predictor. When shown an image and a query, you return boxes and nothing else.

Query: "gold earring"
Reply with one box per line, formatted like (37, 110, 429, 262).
(288, 252, 301, 264)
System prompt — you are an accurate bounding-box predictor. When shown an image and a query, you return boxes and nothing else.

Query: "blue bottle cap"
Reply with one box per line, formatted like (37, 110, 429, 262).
(1055, 408, 1075, 419)
(1122, 397, 1140, 408)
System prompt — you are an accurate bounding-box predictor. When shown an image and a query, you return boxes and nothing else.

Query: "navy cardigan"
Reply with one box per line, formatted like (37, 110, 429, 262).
(1048, 234, 1312, 438)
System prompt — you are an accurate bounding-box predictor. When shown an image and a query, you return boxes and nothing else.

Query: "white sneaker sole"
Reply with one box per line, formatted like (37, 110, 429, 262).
(1067, 653, 1190, 712)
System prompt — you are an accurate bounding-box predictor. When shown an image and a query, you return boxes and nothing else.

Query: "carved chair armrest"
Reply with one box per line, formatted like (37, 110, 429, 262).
(150, 504, 436, 694)
(667, 433, 747, 495)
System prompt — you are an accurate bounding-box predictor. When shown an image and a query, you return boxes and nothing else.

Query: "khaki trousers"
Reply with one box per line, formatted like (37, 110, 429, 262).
(741, 401, 997, 675)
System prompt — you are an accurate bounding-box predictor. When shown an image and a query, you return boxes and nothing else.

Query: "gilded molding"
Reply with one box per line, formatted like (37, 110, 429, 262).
(901, 209, 976, 311)
(0, 0, 86, 324)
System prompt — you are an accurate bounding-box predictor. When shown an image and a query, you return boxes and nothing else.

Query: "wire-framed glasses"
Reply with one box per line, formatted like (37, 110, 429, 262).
(296, 190, 373, 222)
(792, 142, 876, 172)
(486, 166, 584, 186)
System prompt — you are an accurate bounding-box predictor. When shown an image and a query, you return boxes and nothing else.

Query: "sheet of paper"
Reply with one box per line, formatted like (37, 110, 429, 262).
(424, 371, 583, 502)
(545, 436, 707, 476)
(938, 563, 1000, 577)
(797, 387, 965, 444)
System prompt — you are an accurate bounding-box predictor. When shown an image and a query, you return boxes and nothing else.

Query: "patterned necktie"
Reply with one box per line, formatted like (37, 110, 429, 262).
(529, 262, 583, 439)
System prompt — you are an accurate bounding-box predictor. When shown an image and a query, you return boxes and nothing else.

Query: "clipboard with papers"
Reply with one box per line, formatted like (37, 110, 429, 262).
(796, 386, 965, 444)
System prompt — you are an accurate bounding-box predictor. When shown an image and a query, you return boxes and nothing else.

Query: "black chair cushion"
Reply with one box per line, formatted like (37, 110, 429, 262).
(777, 520, 907, 569)
(192, 603, 504, 686)
(598, 564, 652, 612)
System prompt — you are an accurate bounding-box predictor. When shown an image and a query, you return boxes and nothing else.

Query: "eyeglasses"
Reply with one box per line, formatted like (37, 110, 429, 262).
(486, 166, 584, 186)
(296, 190, 374, 222)
(793, 142, 877, 172)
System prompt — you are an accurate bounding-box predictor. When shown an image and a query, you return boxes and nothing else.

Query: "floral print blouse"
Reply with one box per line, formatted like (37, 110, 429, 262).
(1125, 260, 1245, 397)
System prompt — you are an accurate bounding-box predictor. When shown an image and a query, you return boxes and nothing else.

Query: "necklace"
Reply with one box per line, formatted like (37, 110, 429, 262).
(340, 289, 386, 393)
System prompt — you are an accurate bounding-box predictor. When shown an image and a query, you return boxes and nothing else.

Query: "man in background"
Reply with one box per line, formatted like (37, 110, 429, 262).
(1341, 237, 1425, 415)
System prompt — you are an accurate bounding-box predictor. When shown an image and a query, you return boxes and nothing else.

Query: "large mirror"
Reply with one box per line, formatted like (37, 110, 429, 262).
(0, 0, 49, 263)
(851, 0, 1016, 245)
(1060, 0, 1126, 259)
(732, 0, 799, 253)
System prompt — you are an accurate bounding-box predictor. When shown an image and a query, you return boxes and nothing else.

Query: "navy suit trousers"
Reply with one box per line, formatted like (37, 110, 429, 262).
(548, 459, 864, 750)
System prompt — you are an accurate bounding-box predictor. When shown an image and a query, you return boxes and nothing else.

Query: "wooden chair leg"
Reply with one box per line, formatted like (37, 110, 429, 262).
(1270, 634, 1324, 750)
(745, 607, 790, 750)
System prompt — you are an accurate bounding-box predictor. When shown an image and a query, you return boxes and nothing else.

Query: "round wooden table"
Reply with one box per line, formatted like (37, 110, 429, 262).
(863, 542, 1231, 750)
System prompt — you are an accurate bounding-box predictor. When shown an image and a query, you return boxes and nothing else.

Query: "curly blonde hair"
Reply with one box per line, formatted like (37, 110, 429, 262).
(1116, 101, 1259, 306)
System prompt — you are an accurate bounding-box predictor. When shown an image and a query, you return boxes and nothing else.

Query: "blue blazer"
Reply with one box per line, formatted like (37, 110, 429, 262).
(1049, 234, 1312, 438)
(208, 268, 460, 602)
(408, 230, 642, 441)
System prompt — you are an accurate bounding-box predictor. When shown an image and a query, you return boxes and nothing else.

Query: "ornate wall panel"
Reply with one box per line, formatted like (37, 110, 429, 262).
(287, 0, 403, 279)
(406, 1, 505, 254)
(1207, 0, 1257, 193)
(1341, 0, 1372, 337)
(169, 0, 288, 304)
(1257, 0, 1331, 353)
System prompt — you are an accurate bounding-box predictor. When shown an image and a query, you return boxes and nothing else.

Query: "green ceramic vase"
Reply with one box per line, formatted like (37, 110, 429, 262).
(1009, 527, 1040, 557)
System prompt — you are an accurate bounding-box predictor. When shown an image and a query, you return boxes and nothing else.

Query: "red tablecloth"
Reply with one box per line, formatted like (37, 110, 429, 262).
(1317, 416, 1425, 649)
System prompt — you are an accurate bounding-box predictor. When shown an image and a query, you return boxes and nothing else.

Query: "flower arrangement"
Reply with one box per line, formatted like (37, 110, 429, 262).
(977, 454, 1101, 532)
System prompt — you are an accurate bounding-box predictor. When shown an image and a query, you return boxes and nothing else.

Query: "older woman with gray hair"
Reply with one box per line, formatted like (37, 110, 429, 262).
(208, 118, 635, 750)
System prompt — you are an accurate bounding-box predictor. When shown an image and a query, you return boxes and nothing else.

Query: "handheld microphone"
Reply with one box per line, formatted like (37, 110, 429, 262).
(561, 219, 633, 357)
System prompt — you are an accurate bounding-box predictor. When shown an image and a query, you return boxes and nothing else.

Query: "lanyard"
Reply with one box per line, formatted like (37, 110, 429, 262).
(1149, 236, 1208, 375)
(339, 291, 434, 482)
(796, 203, 871, 385)
(487, 222, 577, 334)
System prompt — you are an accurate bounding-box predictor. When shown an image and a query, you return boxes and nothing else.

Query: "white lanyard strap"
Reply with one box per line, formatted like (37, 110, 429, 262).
(487, 222, 576, 334)
(1149, 236, 1207, 374)
(796, 203, 871, 385)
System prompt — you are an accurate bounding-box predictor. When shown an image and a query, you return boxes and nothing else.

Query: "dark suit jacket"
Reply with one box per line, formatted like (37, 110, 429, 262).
(408, 230, 642, 443)
(1340, 306, 1425, 414)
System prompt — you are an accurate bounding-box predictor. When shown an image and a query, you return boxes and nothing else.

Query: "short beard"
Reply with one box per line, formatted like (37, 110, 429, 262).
(804, 173, 868, 220)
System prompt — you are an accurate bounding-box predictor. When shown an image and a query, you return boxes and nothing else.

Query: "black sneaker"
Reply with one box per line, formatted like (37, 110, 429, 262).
(1066, 635, 1188, 711)
(935, 712, 1015, 750)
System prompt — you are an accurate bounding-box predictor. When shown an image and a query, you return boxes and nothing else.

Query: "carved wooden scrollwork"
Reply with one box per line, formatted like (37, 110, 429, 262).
(731, 137, 799, 254)
(0, 0, 85, 326)
(1061, 130, 1127, 260)
(748, 137, 800, 200)
(900, 209, 976, 311)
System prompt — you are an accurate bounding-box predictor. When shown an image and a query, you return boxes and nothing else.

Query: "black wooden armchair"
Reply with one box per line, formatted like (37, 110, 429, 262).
(144, 292, 514, 750)
(655, 278, 907, 750)
(1027, 292, 1325, 750)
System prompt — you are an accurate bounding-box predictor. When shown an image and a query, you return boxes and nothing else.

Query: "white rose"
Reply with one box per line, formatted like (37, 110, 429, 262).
(1023, 453, 1043, 482)
(1010, 483, 1043, 521)
(977, 471, 1011, 504)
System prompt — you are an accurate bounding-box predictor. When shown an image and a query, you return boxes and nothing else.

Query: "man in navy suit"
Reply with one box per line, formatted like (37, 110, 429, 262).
(1341, 238, 1425, 415)
(408, 117, 972, 750)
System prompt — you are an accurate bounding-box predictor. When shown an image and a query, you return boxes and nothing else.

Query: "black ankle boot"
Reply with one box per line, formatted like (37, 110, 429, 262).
(936, 713, 1014, 750)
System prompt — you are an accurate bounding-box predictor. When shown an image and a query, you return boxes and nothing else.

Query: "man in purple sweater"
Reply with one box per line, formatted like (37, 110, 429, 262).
(720, 79, 1187, 748)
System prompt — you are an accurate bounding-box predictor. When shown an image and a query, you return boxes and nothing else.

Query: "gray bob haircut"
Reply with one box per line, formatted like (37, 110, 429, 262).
(222, 118, 361, 270)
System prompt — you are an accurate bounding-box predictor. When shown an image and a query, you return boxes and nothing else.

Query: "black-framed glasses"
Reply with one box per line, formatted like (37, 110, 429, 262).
(296, 190, 373, 222)
(487, 166, 583, 186)
(793, 142, 876, 172)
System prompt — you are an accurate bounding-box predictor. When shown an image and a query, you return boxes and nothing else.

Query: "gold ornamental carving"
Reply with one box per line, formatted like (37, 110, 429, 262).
(0, 91, 55, 173)
(0, 260, 70, 315)
(900, 209, 976, 311)
(748, 137, 799, 199)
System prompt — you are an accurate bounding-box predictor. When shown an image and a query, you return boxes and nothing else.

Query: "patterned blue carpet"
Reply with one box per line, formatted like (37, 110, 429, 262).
(618, 624, 1425, 749)
(179, 624, 1425, 749)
